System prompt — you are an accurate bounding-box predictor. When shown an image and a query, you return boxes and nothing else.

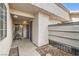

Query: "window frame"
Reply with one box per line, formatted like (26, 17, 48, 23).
(0, 3, 7, 40)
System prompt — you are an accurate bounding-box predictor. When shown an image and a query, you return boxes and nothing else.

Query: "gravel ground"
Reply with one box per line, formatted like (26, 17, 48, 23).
(36, 45, 73, 56)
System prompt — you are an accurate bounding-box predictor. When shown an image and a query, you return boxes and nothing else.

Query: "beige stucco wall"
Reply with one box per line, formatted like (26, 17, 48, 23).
(71, 14, 79, 22)
(31, 3, 70, 21)
(32, 12, 49, 46)
(10, 9, 34, 18)
(49, 18, 62, 25)
(0, 4, 13, 56)
(38, 12, 49, 46)
(32, 14, 38, 46)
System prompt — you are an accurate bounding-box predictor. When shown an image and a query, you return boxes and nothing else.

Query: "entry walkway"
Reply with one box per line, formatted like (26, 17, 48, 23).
(11, 39, 40, 56)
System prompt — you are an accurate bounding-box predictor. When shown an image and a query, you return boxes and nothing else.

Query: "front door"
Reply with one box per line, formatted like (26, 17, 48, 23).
(14, 24, 23, 40)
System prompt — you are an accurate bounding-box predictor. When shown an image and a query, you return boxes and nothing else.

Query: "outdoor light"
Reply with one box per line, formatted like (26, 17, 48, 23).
(20, 24, 23, 28)
(23, 21, 27, 24)
(14, 15, 18, 18)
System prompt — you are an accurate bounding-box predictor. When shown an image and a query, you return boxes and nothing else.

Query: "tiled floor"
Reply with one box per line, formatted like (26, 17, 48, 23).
(11, 39, 40, 56)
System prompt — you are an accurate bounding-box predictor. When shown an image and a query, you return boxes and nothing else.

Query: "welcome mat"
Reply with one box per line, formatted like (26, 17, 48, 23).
(36, 45, 73, 56)
(9, 47, 19, 56)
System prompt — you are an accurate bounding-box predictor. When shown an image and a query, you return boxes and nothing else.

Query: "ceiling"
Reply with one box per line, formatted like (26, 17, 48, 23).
(11, 14, 33, 24)
(9, 3, 40, 15)
(9, 3, 66, 22)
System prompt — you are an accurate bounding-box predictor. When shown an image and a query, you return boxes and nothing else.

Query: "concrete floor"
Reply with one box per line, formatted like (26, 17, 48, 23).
(11, 39, 40, 56)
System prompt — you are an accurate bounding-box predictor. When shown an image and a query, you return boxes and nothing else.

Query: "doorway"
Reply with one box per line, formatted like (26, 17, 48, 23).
(14, 21, 32, 42)
(14, 24, 23, 40)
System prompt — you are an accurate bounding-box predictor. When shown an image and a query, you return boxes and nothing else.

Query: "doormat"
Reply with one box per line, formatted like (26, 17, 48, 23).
(36, 45, 73, 56)
(9, 47, 19, 56)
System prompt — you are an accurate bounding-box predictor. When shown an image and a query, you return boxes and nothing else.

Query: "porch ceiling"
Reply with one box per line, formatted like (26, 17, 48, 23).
(9, 3, 67, 22)
(9, 3, 39, 15)
(11, 14, 33, 24)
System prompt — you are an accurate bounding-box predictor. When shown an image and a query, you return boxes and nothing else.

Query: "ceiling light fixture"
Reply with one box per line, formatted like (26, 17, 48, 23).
(14, 15, 18, 18)
(23, 21, 27, 24)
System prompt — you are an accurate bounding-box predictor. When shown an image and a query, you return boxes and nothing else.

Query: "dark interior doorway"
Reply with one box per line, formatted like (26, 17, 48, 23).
(14, 21, 32, 42)
(29, 21, 32, 42)
(14, 24, 23, 40)
(27, 21, 32, 42)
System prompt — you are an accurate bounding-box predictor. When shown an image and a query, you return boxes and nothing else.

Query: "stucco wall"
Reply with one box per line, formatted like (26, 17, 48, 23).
(32, 14, 38, 46)
(0, 4, 13, 56)
(31, 3, 70, 21)
(71, 14, 79, 22)
(38, 12, 49, 46)
(49, 18, 62, 25)
(32, 12, 49, 46)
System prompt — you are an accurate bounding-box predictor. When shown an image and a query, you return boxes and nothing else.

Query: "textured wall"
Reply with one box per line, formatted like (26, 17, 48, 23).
(71, 14, 79, 22)
(32, 3, 70, 21)
(49, 18, 62, 25)
(0, 4, 13, 56)
(32, 12, 49, 46)
(38, 12, 49, 46)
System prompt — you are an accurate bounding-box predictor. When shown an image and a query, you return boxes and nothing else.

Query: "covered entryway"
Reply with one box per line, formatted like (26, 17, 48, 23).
(11, 14, 33, 41)
(9, 3, 50, 47)
(9, 4, 41, 55)
(9, 13, 40, 56)
(9, 3, 59, 56)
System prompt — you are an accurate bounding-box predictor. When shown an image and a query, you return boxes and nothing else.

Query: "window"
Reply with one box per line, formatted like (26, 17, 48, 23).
(0, 3, 7, 40)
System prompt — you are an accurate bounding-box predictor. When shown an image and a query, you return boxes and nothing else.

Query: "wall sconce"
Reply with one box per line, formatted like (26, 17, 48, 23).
(14, 15, 18, 18)
(23, 21, 28, 24)
(20, 24, 23, 28)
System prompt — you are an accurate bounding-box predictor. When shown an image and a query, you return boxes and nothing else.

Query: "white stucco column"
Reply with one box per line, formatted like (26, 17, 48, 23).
(38, 12, 49, 46)
(32, 12, 49, 46)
